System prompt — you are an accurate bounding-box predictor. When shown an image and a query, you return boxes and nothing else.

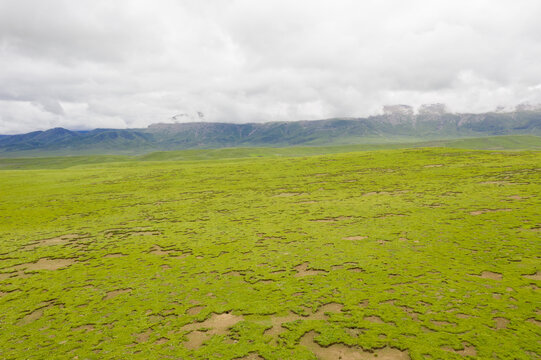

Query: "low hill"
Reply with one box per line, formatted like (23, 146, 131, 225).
(0, 135, 539, 170)
(1, 109, 541, 157)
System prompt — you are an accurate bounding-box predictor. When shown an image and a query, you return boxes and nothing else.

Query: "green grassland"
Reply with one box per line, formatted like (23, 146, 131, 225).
(1, 135, 540, 170)
(0, 146, 540, 359)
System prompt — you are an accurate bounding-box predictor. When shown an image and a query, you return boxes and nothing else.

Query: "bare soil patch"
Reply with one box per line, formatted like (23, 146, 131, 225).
(72, 324, 94, 332)
(181, 312, 243, 349)
(149, 246, 173, 256)
(264, 303, 344, 336)
(493, 317, 510, 329)
(470, 209, 511, 215)
(181, 312, 243, 334)
(155, 337, 168, 345)
(17, 303, 53, 326)
(185, 330, 210, 349)
(478, 271, 503, 280)
(300, 331, 410, 360)
(24, 234, 84, 250)
(105, 228, 161, 238)
(424, 164, 443, 168)
(0, 273, 13, 281)
(104, 253, 126, 258)
(135, 329, 152, 343)
(295, 262, 327, 277)
(523, 272, 541, 281)
(104, 288, 132, 300)
(479, 181, 520, 185)
(263, 313, 301, 337)
(365, 316, 384, 324)
(312, 216, 352, 223)
(187, 306, 205, 316)
(442, 343, 477, 357)
(12, 258, 76, 271)
(343, 236, 367, 241)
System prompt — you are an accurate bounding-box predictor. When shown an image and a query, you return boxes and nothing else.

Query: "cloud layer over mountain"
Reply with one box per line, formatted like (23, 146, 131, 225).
(1, 0, 541, 134)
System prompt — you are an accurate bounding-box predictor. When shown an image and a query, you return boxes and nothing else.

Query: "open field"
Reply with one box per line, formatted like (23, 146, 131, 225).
(1, 135, 540, 170)
(0, 147, 540, 359)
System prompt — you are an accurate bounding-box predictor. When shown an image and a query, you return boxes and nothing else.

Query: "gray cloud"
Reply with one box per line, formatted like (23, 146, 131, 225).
(1, 0, 541, 134)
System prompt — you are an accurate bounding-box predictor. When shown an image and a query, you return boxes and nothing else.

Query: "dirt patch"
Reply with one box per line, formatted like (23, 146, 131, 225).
(477, 271, 503, 280)
(0, 273, 13, 281)
(345, 327, 365, 337)
(104, 288, 132, 300)
(508, 195, 525, 200)
(442, 343, 477, 357)
(12, 258, 76, 271)
(149, 246, 173, 256)
(181, 312, 243, 334)
(523, 272, 541, 281)
(17, 303, 53, 326)
(263, 313, 301, 337)
(224, 271, 242, 277)
(72, 324, 94, 332)
(479, 181, 520, 185)
(527, 318, 541, 327)
(313, 303, 343, 319)
(343, 236, 367, 241)
(300, 331, 410, 360)
(312, 216, 352, 223)
(135, 329, 152, 343)
(264, 303, 343, 337)
(24, 234, 84, 250)
(155, 337, 168, 345)
(398, 306, 419, 321)
(365, 316, 384, 324)
(104, 253, 126, 258)
(363, 191, 384, 196)
(105, 228, 161, 238)
(295, 262, 327, 277)
(376, 214, 405, 219)
(424, 164, 443, 168)
(187, 306, 205, 316)
(185, 330, 210, 349)
(18, 308, 45, 325)
(181, 313, 243, 349)
(493, 317, 509, 329)
(469, 209, 511, 215)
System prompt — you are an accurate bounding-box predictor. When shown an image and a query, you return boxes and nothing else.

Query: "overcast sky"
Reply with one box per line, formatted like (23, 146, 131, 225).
(1, 0, 541, 134)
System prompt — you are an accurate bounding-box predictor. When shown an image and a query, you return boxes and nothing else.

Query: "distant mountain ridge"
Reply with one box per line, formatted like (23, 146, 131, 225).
(1, 106, 541, 156)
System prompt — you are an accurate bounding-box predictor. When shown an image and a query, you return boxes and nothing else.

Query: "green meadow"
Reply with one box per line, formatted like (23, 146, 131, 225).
(0, 145, 540, 359)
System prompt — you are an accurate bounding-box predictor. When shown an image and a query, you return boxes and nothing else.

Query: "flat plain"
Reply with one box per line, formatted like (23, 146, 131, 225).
(0, 146, 540, 359)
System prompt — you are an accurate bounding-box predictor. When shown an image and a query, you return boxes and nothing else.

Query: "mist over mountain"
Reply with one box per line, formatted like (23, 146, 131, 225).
(1, 104, 540, 156)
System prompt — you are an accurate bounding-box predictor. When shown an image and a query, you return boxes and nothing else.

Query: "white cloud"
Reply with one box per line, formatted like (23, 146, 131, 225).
(1, 0, 541, 133)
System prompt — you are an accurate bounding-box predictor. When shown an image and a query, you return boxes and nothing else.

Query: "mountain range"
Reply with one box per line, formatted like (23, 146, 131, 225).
(1, 105, 541, 156)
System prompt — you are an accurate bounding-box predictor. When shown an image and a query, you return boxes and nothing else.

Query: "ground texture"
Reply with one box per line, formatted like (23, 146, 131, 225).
(0, 148, 540, 359)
